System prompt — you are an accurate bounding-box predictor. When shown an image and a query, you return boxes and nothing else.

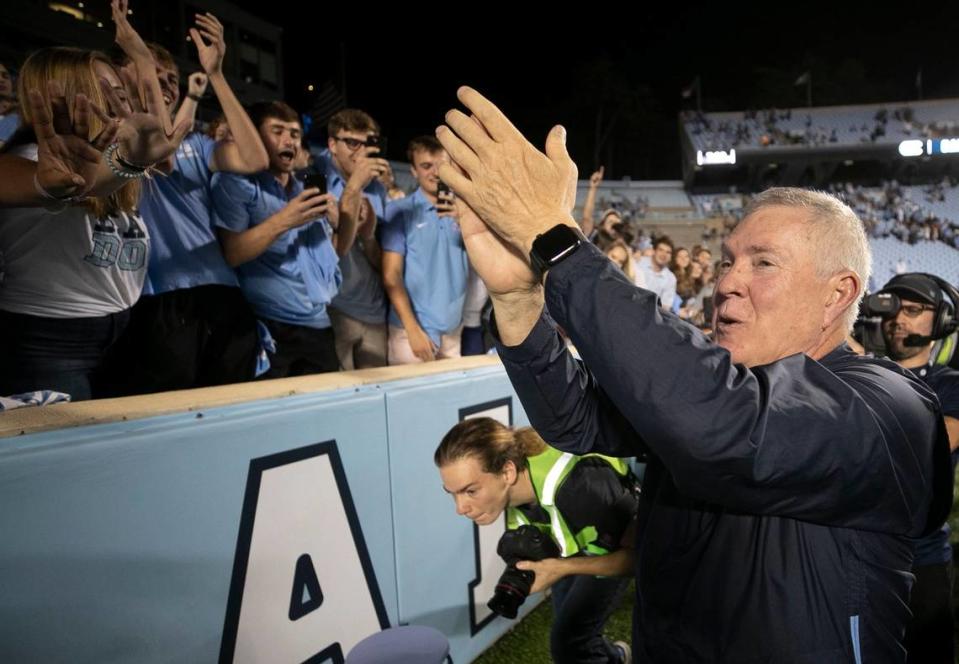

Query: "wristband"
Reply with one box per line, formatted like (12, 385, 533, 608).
(187, 93, 203, 102)
(104, 143, 150, 179)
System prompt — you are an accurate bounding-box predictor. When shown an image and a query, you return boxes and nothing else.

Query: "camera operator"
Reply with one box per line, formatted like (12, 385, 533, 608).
(435, 417, 637, 664)
(872, 273, 959, 664)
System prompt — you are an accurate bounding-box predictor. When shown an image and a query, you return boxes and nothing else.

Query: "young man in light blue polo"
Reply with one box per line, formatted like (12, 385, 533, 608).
(211, 101, 348, 377)
(382, 136, 469, 364)
(315, 109, 391, 370)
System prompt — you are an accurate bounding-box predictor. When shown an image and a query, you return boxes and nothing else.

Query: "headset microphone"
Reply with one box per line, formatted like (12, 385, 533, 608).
(904, 334, 934, 347)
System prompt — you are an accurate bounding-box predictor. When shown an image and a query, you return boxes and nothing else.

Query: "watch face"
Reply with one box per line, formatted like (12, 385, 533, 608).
(536, 225, 583, 264)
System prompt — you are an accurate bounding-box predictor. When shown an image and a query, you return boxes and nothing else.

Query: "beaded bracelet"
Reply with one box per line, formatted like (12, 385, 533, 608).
(104, 142, 150, 179)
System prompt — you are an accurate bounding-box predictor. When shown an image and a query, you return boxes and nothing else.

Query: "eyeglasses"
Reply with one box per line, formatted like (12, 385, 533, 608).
(333, 135, 373, 151)
(894, 304, 935, 318)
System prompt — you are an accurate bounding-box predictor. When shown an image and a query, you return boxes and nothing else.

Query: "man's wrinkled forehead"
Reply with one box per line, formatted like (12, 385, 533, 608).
(723, 207, 810, 258)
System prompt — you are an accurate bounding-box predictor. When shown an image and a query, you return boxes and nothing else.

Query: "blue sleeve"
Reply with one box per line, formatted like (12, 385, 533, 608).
(210, 172, 257, 232)
(193, 133, 217, 170)
(380, 201, 408, 255)
(383, 196, 409, 226)
(496, 242, 945, 536)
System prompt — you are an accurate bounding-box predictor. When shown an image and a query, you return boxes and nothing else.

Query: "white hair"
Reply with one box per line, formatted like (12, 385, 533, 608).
(741, 187, 872, 332)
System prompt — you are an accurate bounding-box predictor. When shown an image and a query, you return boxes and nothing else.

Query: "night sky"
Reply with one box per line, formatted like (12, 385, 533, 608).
(233, 2, 959, 179)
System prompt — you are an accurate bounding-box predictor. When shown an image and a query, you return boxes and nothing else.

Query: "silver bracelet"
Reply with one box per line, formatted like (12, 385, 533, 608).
(104, 143, 149, 180)
(32, 171, 85, 207)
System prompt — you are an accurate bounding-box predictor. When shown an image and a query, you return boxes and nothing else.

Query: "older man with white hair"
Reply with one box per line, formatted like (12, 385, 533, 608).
(435, 87, 952, 664)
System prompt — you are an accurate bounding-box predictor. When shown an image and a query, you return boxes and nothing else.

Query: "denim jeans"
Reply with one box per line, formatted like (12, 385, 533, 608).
(0, 308, 130, 401)
(550, 573, 630, 663)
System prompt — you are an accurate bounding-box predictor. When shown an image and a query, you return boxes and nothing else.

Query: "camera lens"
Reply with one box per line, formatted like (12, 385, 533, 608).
(487, 566, 534, 619)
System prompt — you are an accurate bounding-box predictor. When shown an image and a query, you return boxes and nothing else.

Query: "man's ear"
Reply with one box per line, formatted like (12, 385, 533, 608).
(823, 270, 860, 329)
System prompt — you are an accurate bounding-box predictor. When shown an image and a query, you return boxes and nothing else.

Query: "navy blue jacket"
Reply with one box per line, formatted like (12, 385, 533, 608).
(495, 243, 953, 663)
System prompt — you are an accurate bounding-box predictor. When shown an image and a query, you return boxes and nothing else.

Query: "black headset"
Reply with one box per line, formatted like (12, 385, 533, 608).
(882, 272, 959, 341)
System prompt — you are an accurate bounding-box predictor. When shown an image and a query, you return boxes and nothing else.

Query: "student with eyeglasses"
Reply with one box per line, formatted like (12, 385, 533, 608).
(315, 109, 393, 370)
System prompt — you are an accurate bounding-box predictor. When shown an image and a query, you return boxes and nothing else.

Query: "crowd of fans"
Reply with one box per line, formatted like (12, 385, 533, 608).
(4, 2, 957, 406)
(829, 179, 959, 248)
(684, 104, 955, 152)
(580, 169, 717, 329)
(4, 3, 742, 408)
(0, 0, 487, 404)
(696, 179, 959, 251)
(685, 108, 842, 150)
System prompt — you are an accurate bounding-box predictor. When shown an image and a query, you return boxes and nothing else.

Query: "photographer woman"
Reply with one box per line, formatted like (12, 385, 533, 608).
(435, 417, 638, 664)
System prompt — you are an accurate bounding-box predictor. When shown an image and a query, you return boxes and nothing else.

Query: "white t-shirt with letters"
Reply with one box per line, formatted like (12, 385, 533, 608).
(0, 144, 149, 318)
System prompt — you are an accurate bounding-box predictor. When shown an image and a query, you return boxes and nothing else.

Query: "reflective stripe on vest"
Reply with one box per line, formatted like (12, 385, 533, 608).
(541, 452, 575, 556)
(508, 446, 631, 557)
(511, 510, 530, 526)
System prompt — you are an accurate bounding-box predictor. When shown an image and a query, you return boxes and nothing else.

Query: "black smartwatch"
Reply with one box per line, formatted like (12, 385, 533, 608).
(529, 224, 587, 280)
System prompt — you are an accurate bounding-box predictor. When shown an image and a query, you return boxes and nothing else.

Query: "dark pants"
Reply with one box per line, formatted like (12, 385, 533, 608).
(550, 574, 629, 664)
(261, 319, 338, 378)
(461, 325, 486, 356)
(905, 561, 955, 664)
(0, 308, 130, 401)
(96, 285, 258, 397)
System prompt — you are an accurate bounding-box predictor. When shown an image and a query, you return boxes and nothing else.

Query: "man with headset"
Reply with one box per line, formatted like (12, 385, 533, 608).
(876, 273, 959, 664)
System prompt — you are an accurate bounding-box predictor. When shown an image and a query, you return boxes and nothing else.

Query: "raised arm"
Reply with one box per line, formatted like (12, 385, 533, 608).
(173, 72, 207, 131)
(187, 12, 268, 174)
(216, 186, 334, 266)
(580, 166, 603, 236)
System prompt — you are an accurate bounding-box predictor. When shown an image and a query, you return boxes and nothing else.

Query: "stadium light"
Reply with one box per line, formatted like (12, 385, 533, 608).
(898, 140, 924, 158)
(696, 149, 736, 166)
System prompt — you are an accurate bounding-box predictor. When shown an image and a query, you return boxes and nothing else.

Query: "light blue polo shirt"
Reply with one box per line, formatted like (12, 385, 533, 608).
(210, 170, 341, 329)
(314, 149, 389, 325)
(138, 132, 239, 295)
(381, 188, 468, 344)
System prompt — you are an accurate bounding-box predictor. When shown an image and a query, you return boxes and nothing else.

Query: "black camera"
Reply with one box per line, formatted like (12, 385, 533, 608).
(487, 525, 560, 619)
(861, 291, 901, 318)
